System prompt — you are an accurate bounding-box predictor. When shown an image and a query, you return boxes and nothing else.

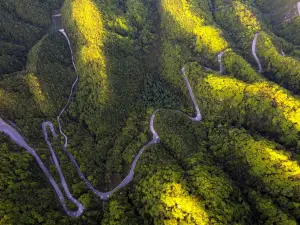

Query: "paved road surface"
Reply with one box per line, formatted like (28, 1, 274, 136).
(252, 33, 263, 73)
(0, 119, 84, 217)
(217, 51, 226, 74)
(0, 13, 202, 217)
(0, 61, 201, 217)
(51, 10, 63, 31)
(57, 29, 79, 147)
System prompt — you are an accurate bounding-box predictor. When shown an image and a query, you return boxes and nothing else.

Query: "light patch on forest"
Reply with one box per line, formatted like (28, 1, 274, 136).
(233, 1, 261, 33)
(203, 75, 245, 105)
(162, 0, 228, 54)
(25, 73, 51, 114)
(70, 0, 108, 104)
(71, 0, 104, 45)
(204, 73, 300, 132)
(245, 142, 300, 196)
(114, 17, 131, 33)
(248, 82, 300, 131)
(159, 182, 209, 224)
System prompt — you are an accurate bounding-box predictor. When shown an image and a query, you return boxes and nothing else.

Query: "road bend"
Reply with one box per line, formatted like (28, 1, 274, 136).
(252, 33, 263, 73)
(0, 26, 202, 216)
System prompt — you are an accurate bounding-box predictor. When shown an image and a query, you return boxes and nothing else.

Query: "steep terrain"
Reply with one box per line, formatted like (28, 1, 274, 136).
(1, 0, 300, 224)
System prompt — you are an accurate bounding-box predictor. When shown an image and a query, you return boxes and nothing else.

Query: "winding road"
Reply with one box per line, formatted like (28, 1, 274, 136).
(252, 33, 263, 73)
(217, 51, 225, 74)
(0, 30, 202, 217)
(2, 1, 300, 217)
(0, 119, 84, 217)
(57, 29, 79, 147)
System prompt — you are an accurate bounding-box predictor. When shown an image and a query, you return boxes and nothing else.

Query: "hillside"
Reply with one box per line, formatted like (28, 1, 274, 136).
(1, 0, 300, 224)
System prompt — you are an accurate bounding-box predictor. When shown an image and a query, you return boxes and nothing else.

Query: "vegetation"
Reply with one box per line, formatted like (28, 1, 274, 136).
(222, 50, 264, 83)
(276, 17, 300, 46)
(205, 124, 300, 220)
(256, 32, 300, 94)
(214, 0, 262, 57)
(254, 0, 300, 46)
(188, 63, 300, 149)
(2, 0, 300, 224)
(62, 0, 158, 136)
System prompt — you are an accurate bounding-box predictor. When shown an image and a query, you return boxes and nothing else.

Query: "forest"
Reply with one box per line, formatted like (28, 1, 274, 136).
(1, 0, 300, 224)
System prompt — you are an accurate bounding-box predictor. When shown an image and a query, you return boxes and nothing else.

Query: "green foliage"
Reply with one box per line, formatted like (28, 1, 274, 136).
(160, 0, 228, 70)
(156, 112, 251, 224)
(256, 32, 300, 94)
(0, 139, 74, 225)
(275, 17, 300, 46)
(0, 55, 24, 75)
(101, 194, 141, 225)
(62, 0, 156, 136)
(188, 63, 300, 148)
(0, 0, 50, 28)
(248, 190, 297, 225)
(185, 154, 250, 225)
(214, 0, 262, 55)
(0, 0, 53, 76)
(0, 8, 44, 49)
(2, 0, 300, 224)
(0, 72, 41, 119)
(204, 125, 300, 219)
(254, 0, 299, 13)
(26, 33, 76, 117)
(222, 50, 264, 83)
(0, 41, 25, 56)
(132, 146, 210, 225)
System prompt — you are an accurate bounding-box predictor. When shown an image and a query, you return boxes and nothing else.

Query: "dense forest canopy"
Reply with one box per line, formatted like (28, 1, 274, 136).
(1, 0, 300, 224)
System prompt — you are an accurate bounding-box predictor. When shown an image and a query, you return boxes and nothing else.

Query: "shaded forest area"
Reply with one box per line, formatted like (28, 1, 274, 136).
(1, 0, 300, 224)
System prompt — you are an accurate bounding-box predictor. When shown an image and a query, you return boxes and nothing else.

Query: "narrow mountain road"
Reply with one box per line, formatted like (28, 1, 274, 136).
(252, 33, 263, 73)
(0, 48, 202, 217)
(0, 11, 203, 217)
(0, 119, 84, 217)
(57, 29, 79, 147)
(217, 51, 226, 74)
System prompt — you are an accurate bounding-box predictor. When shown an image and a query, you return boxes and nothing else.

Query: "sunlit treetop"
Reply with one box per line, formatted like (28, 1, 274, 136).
(162, 0, 228, 54)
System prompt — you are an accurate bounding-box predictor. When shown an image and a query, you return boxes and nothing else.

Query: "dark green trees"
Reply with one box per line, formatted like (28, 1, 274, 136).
(2, 0, 300, 224)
